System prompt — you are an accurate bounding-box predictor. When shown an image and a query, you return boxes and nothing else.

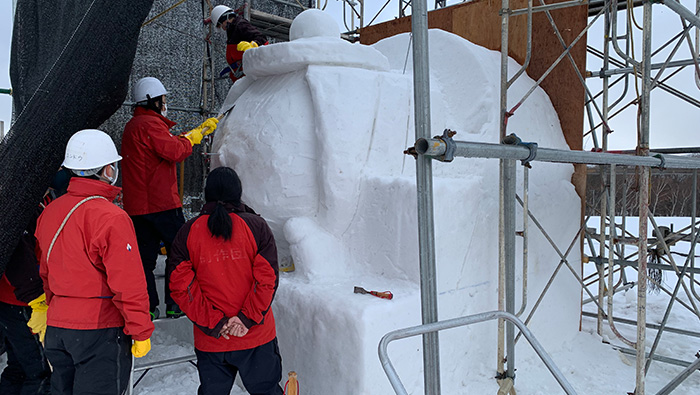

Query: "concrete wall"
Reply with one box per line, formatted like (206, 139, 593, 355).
(100, 0, 311, 214)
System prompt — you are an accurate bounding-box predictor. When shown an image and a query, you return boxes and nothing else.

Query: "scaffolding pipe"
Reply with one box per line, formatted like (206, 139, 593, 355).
(413, 139, 700, 169)
(378, 311, 578, 395)
(595, 57, 700, 77)
(611, 0, 639, 66)
(691, 171, 700, 301)
(504, 159, 517, 380)
(510, 0, 585, 16)
(507, 0, 533, 88)
(635, 3, 653, 392)
(497, 0, 511, 381)
(607, 165, 637, 346)
(515, 168, 529, 317)
(656, 355, 700, 395)
(581, 311, 700, 338)
(662, 0, 700, 29)
(410, 0, 440, 393)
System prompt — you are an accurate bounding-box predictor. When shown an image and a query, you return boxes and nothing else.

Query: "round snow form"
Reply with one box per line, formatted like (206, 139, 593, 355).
(289, 9, 340, 41)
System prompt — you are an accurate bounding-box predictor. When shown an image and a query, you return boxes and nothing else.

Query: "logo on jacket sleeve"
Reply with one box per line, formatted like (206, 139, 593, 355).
(127, 243, 132, 251)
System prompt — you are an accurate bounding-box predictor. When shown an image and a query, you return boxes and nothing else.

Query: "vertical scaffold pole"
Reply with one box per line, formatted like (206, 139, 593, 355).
(636, 2, 653, 394)
(498, 0, 511, 384)
(504, 159, 517, 380)
(410, 1, 440, 394)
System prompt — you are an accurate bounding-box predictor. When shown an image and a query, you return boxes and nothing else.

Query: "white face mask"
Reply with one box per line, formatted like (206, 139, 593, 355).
(101, 163, 119, 185)
(161, 103, 168, 118)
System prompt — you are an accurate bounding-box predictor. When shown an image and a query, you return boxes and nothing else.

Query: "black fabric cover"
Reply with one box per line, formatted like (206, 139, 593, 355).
(0, 0, 154, 275)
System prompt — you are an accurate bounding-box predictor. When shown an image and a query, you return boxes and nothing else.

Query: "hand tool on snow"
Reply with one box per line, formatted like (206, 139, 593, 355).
(353, 286, 393, 300)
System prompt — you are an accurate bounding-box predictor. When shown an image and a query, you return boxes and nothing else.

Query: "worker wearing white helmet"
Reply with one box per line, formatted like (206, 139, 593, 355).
(35, 129, 154, 394)
(121, 77, 219, 320)
(209, 4, 268, 82)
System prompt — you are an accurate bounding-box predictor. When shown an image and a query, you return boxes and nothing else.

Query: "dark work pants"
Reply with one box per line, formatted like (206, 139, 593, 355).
(131, 208, 185, 310)
(0, 302, 50, 395)
(44, 326, 132, 395)
(195, 338, 283, 395)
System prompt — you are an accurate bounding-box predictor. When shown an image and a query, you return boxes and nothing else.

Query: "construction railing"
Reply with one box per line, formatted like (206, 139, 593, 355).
(378, 311, 578, 395)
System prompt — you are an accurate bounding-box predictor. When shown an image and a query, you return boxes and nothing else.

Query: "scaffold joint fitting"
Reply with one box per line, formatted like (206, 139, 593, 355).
(502, 133, 538, 168)
(430, 128, 457, 162)
(653, 153, 666, 170)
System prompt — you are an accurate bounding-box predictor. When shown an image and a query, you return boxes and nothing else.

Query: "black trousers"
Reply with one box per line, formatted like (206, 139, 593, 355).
(195, 338, 284, 395)
(44, 326, 132, 395)
(0, 302, 50, 395)
(131, 208, 185, 310)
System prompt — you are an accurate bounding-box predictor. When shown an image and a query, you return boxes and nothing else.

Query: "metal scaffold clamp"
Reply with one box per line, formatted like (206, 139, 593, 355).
(436, 129, 457, 162)
(404, 128, 457, 162)
(653, 153, 666, 170)
(502, 133, 538, 168)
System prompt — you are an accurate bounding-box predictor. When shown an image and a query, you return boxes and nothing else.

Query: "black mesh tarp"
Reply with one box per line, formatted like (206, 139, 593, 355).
(0, 0, 154, 275)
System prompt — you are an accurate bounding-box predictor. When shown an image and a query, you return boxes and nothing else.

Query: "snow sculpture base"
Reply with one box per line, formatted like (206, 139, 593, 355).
(274, 275, 421, 394)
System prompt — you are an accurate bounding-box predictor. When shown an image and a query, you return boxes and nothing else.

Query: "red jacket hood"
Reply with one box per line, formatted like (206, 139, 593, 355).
(133, 106, 177, 129)
(67, 177, 121, 201)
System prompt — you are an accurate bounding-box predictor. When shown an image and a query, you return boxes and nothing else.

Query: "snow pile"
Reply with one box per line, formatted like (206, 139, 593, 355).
(211, 9, 582, 394)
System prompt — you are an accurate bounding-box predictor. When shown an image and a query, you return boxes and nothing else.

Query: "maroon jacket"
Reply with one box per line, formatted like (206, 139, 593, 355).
(121, 106, 192, 216)
(169, 202, 278, 352)
(0, 208, 44, 306)
(225, 15, 268, 66)
(35, 178, 154, 341)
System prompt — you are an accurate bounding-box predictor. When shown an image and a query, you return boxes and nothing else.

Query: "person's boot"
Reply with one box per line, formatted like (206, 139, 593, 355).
(166, 304, 185, 319)
(150, 307, 160, 321)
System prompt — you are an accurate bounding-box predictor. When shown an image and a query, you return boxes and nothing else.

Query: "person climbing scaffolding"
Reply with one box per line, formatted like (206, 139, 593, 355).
(209, 4, 268, 82)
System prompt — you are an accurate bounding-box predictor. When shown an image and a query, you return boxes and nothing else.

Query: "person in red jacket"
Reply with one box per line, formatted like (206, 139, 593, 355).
(121, 76, 219, 319)
(210, 4, 268, 82)
(170, 167, 282, 395)
(35, 129, 154, 395)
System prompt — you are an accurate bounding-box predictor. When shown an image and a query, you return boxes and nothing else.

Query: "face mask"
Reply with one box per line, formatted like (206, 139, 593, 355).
(101, 163, 119, 185)
(110, 164, 119, 185)
(161, 103, 168, 118)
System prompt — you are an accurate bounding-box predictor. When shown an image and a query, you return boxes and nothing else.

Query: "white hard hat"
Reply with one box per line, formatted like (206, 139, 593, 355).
(63, 129, 122, 171)
(211, 5, 233, 27)
(132, 77, 168, 104)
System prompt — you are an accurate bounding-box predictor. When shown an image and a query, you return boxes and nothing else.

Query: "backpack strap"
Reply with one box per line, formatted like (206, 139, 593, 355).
(46, 196, 108, 263)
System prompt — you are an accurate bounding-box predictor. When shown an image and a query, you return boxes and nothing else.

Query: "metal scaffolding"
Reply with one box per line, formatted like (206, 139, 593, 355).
(356, 0, 700, 394)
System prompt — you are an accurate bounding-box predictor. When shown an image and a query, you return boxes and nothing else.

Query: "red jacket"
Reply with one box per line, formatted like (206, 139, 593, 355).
(35, 178, 154, 341)
(170, 202, 278, 352)
(121, 107, 192, 216)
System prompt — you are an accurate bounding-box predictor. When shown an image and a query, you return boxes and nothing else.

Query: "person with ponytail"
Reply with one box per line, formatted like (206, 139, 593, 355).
(169, 167, 283, 395)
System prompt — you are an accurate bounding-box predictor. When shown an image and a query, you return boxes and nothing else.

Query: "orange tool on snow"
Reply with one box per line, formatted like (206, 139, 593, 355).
(353, 286, 393, 300)
(284, 371, 299, 395)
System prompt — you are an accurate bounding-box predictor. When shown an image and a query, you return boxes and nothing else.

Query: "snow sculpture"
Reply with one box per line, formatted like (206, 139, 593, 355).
(213, 9, 581, 394)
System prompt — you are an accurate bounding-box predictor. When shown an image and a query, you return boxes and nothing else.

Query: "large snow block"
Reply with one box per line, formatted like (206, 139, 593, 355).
(274, 276, 422, 394)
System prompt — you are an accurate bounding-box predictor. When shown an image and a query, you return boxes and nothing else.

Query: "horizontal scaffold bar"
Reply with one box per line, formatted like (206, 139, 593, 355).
(582, 311, 700, 339)
(588, 256, 700, 275)
(414, 138, 700, 169)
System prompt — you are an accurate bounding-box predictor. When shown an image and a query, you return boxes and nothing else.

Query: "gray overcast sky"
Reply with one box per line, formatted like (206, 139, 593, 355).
(1, 1, 699, 151)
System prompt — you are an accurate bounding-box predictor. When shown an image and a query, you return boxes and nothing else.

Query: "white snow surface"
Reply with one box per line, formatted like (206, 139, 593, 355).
(4, 10, 699, 395)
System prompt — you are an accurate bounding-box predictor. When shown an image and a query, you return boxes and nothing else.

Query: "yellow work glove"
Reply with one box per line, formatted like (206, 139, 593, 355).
(132, 338, 151, 358)
(237, 41, 259, 52)
(183, 118, 219, 146)
(200, 117, 219, 136)
(27, 293, 48, 342)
